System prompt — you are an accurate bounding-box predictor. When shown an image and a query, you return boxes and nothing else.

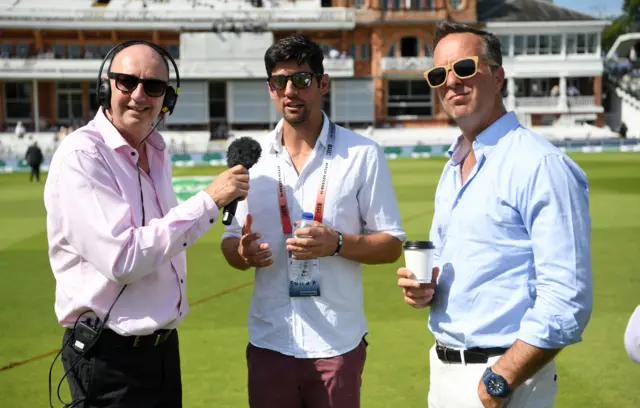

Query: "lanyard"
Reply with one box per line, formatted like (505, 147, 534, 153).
(276, 121, 336, 235)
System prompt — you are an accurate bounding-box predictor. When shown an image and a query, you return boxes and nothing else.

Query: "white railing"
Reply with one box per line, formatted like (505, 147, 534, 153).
(380, 57, 433, 72)
(0, 58, 102, 79)
(179, 58, 353, 78)
(515, 97, 560, 108)
(0, 57, 355, 79)
(513, 96, 601, 112)
(322, 58, 355, 78)
(568, 96, 596, 109)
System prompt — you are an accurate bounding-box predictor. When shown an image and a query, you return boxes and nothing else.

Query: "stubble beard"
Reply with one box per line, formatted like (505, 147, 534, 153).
(283, 110, 309, 126)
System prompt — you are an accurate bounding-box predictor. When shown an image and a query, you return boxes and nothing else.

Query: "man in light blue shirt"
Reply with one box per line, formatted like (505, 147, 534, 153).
(397, 21, 593, 408)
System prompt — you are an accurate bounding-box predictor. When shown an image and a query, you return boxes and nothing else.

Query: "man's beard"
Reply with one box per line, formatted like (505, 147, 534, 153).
(282, 107, 309, 125)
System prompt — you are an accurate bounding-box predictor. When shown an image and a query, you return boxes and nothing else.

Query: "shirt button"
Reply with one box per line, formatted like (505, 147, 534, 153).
(180, 279, 184, 284)
(183, 242, 187, 247)
(179, 312, 182, 316)
(130, 151, 136, 156)
(209, 218, 214, 224)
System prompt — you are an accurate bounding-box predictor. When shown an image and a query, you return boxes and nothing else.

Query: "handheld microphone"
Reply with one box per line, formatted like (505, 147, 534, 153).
(222, 136, 262, 226)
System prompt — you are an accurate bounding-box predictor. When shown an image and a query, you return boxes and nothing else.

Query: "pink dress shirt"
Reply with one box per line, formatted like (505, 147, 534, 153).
(44, 109, 219, 336)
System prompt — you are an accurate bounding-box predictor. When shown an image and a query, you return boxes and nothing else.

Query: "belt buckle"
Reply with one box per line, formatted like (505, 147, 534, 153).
(438, 345, 449, 363)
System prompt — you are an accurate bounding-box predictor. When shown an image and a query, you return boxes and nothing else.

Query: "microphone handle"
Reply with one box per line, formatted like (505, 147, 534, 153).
(222, 199, 239, 226)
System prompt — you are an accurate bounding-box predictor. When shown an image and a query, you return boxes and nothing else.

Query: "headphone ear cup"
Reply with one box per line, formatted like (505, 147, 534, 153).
(162, 86, 177, 115)
(98, 80, 111, 110)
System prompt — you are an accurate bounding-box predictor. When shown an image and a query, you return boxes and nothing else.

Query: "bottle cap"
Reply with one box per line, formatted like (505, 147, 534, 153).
(302, 212, 314, 220)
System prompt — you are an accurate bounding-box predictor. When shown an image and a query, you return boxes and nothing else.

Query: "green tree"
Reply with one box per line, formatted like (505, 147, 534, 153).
(602, 17, 630, 53)
(623, 0, 640, 15)
(601, 1, 640, 54)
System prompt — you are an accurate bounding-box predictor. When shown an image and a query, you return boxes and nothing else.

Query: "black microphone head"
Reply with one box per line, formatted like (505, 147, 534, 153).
(226, 137, 262, 169)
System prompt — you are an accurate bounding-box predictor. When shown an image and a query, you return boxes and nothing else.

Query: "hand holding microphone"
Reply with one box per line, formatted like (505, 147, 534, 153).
(204, 137, 262, 225)
(205, 164, 250, 209)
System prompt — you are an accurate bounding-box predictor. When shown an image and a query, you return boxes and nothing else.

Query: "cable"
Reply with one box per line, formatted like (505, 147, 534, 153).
(48, 311, 89, 408)
(135, 113, 166, 227)
(50, 285, 127, 408)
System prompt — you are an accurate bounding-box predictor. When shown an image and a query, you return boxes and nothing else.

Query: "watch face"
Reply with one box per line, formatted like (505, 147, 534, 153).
(487, 376, 506, 394)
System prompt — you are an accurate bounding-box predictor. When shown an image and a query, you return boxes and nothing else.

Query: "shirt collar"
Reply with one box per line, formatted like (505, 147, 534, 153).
(270, 111, 330, 155)
(447, 111, 520, 165)
(94, 107, 167, 152)
(447, 135, 468, 166)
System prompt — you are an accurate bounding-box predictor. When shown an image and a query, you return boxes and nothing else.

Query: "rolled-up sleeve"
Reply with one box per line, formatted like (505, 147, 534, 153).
(357, 144, 405, 241)
(54, 150, 218, 285)
(518, 154, 593, 349)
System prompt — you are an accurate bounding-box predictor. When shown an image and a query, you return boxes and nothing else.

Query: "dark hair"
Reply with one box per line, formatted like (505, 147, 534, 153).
(433, 21, 502, 67)
(264, 34, 325, 76)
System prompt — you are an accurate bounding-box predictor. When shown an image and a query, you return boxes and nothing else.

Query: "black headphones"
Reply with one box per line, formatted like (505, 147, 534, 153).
(96, 39, 181, 115)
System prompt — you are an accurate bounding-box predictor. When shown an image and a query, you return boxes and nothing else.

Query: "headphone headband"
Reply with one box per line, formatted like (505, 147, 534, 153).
(96, 39, 181, 115)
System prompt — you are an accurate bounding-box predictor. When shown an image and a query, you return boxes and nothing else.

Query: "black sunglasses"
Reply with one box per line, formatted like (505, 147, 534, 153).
(268, 72, 321, 91)
(423, 56, 499, 88)
(108, 72, 168, 98)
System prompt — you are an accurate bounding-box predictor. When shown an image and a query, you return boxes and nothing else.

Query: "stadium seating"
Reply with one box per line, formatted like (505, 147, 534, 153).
(605, 58, 640, 99)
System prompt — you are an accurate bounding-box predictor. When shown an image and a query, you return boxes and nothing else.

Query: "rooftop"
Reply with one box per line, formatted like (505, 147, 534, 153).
(478, 0, 599, 22)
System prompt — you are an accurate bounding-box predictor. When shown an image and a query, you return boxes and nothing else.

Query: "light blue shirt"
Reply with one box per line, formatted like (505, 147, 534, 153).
(429, 112, 593, 350)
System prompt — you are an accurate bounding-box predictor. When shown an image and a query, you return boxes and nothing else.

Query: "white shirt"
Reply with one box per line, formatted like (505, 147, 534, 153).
(44, 109, 219, 336)
(222, 113, 405, 358)
(625, 305, 640, 363)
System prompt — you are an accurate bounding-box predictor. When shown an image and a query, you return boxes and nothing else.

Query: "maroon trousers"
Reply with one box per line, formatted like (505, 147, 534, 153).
(246, 339, 368, 408)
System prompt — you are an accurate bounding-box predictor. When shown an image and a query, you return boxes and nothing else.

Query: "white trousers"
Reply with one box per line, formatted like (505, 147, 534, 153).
(428, 345, 558, 408)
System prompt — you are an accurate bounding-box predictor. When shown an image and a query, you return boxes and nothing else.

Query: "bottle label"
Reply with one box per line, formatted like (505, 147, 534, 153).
(288, 256, 321, 297)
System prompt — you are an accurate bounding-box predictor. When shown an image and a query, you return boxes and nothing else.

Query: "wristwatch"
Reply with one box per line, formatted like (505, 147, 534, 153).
(483, 367, 512, 398)
(332, 231, 343, 256)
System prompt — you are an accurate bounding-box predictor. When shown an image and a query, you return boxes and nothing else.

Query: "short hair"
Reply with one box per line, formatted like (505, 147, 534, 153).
(264, 34, 325, 76)
(433, 21, 503, 67)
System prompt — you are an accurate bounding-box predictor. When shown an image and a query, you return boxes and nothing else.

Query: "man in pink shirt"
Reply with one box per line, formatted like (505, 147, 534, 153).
(44, 40, 249, 408)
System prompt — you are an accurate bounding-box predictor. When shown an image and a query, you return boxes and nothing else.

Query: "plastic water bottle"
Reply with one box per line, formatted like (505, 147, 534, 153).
(296, 212, 315, 234)
(292, 212, 315, 284)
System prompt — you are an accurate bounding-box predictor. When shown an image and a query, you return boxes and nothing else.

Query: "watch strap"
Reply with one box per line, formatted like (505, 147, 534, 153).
(332, 231, 343, 256)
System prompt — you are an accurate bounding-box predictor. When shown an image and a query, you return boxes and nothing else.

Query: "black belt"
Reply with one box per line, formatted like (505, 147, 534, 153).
(68, 328, 175, 348)
(435, 343, 507, 364)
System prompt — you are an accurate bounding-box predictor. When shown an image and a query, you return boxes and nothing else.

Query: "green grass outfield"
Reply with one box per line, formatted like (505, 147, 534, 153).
(1, 153, 639, 407)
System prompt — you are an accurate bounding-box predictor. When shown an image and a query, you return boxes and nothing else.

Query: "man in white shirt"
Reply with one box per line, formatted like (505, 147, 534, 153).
(221, 34, 405, 408)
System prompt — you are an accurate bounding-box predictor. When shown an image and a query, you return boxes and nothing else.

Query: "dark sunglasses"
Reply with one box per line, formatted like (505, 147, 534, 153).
(423, 56, 499, 88)
(268, 72, 321, 91)
(108, 72, 168, 98)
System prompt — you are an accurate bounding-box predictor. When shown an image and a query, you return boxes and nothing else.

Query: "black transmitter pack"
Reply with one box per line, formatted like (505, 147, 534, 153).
(71, 319, 100, 356)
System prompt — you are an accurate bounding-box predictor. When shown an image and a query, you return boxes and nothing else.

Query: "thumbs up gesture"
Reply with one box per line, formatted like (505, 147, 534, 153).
(238, 214, 273, 268)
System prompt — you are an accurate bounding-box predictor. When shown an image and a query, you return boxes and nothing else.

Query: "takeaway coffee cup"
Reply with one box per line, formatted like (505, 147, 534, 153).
(403, 241, 436, 283)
